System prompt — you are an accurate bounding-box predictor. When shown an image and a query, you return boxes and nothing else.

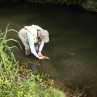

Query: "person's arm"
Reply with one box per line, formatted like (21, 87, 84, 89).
(39, 41, 44, 52)
(27, 33, 39, 58)
(38, 41, 44, 57)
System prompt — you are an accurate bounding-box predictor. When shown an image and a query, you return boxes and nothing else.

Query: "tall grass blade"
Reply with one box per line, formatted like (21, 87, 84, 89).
(11, 52, 16, 63)
(6, 39, 23, 51)
(9, 46, 21, 51)
(8, 29, 19, 33)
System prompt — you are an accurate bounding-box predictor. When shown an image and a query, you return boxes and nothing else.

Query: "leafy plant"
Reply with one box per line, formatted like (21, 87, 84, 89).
(92, 2, 97, 9)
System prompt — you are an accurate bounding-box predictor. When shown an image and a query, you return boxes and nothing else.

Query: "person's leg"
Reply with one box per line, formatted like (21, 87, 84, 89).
(18, 29, 31, 56)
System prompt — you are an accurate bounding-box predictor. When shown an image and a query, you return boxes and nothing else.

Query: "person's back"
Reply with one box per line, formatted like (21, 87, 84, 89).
(18, 24, 49, 59)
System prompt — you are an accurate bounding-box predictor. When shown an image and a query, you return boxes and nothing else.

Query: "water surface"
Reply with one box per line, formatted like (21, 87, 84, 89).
(0, 3, 97, 96)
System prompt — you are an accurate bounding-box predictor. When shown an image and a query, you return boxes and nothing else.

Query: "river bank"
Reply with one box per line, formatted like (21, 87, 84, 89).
(0, 0, 97, 12)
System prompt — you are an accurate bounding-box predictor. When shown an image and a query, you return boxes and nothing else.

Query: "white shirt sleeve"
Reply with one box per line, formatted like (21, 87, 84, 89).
(27, 33, 39, 58)
(39, 41, 44, 52)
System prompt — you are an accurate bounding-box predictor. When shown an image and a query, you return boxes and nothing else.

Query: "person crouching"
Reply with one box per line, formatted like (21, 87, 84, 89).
(18, 25, 49, 59)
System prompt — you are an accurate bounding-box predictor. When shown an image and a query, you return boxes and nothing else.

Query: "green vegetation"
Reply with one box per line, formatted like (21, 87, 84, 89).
(0, 0, 84, 5)
(0, 25, 66, 97)
(92, 2, 97, 9)
(52, 0, 72, 5)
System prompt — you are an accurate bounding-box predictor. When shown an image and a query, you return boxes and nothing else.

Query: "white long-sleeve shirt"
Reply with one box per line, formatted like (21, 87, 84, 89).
(27, 33, 44, 58)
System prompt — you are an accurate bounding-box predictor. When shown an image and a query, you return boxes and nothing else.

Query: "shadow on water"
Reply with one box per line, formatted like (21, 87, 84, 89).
(0, 2, 97, 96)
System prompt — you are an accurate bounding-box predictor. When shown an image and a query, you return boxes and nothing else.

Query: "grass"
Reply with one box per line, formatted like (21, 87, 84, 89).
(0, 25, 66, 97)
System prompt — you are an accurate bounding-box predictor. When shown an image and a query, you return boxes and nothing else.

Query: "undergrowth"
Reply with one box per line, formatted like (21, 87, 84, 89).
(0, 25, 66, 97)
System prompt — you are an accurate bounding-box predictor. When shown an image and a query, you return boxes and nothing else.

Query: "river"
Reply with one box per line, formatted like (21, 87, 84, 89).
(0, 2, 97, 96)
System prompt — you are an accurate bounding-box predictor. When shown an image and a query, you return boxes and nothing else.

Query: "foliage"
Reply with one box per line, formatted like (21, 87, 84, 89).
(92, 2, 97, 9)
(0, 25, 66, 97)
(52, 0, 72, 5)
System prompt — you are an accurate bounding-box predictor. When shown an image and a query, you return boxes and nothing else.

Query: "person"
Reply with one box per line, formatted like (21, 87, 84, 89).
(18, 24, 49, 59)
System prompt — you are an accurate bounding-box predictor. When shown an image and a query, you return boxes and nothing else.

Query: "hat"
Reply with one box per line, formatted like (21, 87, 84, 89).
(39, 30, 49, 43)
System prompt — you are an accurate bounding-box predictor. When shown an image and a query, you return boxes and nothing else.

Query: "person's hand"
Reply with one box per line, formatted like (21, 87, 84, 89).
(38, 56, 44, 60)
(38, 52, 43, 57)
(38, 52, 50, 60)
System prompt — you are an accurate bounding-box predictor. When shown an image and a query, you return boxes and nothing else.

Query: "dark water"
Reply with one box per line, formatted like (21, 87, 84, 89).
(0, 3, 97, 96)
